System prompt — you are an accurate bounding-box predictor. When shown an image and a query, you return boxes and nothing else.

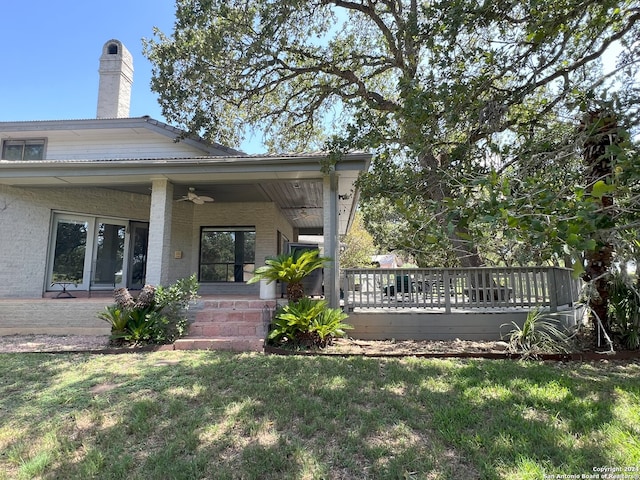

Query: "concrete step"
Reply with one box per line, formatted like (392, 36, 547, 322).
(174, 337, 264, 352)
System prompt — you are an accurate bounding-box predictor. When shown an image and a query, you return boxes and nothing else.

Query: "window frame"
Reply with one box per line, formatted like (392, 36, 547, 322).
(199, 226, 256, 283)
(1, 138, 47, 160)
(46, 212, 132, 291)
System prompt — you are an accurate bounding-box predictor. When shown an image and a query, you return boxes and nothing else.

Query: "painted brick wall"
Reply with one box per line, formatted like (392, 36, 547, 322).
(0, 184, 295, 298)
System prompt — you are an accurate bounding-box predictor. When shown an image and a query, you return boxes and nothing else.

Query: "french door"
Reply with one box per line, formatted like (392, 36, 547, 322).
(48, 214, 143, 291)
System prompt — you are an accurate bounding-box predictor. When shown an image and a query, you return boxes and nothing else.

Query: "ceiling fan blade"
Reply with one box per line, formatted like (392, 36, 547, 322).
(192, 197, 205, 205)
(198, 195, 214, 202)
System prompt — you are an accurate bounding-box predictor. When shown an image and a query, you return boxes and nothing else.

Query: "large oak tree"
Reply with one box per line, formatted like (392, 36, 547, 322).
(145, 0, 640, 330)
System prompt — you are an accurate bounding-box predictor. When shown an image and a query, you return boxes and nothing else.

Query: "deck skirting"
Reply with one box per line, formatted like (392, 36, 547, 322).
(347, 307, 584, 341)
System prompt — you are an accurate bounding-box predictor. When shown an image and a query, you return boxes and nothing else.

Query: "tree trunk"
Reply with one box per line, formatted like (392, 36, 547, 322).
(581, 110, 618, 342)
(419, 150, 484, 268)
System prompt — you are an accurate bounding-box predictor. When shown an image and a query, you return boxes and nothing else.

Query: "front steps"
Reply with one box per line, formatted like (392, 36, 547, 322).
(174, 298, 278, 352)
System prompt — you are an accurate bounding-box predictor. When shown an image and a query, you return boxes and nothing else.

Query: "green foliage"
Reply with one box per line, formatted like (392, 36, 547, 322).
(340, 211, 377, 268)
(501, 308, 573, 359)
(608, 271, 640, 349)
(97, 306, 129, 336)
(145, 0, 640, 268)
(98, 275, 199, 345)
(248, 249, 328, 302)
(249, 250, 327, 285)
(310, 308, 352, 347)
(268, 298, 351, 348)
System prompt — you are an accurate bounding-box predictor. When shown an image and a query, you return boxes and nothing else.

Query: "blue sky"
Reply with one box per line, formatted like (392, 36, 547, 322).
(0, 0, 264, 153)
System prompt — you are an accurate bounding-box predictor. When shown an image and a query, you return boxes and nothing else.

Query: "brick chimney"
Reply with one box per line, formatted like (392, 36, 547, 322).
(97, 39, 133, 118)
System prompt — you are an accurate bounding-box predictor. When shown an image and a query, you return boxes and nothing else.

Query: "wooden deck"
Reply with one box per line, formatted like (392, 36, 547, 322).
(342, 267, 583, 341)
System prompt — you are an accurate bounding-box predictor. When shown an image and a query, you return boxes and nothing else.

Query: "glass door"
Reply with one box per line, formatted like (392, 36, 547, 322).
(48, 214, 132, 292)
(92, 220, 128, 289)
(128, 222, 149, 290)
(51, 216, 90, 288)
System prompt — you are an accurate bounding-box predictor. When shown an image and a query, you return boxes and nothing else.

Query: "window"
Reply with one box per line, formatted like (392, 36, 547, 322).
(200, 227, 256, 282)
(2, 139, 45, 160)
(47, 213, 147, 291)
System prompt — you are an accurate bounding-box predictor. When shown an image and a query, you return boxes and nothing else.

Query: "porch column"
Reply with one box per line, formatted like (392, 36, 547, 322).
(323, 171, 340, 308)
(146, 178, 174, 286)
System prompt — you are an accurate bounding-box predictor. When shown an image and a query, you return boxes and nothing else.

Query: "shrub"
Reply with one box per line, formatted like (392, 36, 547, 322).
(608, 272, 640, 350)
(501, 308, 572, 359)
(99, 275, 199, 346)
(268, 298, 351, 349)
(310, 308, 352, 348)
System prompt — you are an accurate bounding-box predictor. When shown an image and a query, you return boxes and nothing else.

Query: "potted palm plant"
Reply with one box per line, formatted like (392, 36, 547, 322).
(248, 249, 328, 302)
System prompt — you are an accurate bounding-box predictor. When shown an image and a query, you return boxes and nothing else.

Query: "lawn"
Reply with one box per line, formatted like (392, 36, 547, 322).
(1, 352, 638, 480)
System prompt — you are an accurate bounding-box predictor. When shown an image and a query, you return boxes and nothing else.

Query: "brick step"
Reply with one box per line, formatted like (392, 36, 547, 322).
(188, 321, 265, 338)
(194, 309, 265, 324)
(174, 337, 264, 352)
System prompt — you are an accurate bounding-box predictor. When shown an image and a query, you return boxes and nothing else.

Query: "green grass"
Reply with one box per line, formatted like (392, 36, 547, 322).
(1, 352, 638, 480)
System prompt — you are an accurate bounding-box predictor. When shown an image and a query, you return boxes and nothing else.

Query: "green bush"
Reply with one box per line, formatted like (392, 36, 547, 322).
(608, 272, 640, 350)
(98, 275, 199, 346)
(268, 297, 351, 348)
(310, 308, 352, 348)
(248, 250, 328, 302)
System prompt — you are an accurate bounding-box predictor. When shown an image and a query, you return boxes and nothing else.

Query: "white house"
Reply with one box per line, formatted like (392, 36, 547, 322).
(0, 40, 370, 313)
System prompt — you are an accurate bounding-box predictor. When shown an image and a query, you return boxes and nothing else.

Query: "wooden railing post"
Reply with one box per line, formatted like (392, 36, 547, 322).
(443, 269, 452, 314)
(548, 267, 558, 312)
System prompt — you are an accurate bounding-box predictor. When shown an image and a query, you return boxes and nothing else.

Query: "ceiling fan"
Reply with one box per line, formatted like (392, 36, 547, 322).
(177, 187, 214, 205)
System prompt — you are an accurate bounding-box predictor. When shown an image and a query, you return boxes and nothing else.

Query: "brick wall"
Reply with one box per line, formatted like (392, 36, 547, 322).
(0, 184, 294, 298)
(0, 184, 150, 297)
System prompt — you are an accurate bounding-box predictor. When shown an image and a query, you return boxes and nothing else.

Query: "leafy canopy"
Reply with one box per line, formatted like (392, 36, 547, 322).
(145, 0, 640, 266)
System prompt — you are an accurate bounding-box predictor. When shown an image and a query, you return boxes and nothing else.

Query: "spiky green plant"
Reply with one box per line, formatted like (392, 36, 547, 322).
(502, 308, 572, 359)
(248, 249, 328, 302)
(268, 297, 328, 346)
(608, 272, 640, 349)
(310, 308, 353, 347)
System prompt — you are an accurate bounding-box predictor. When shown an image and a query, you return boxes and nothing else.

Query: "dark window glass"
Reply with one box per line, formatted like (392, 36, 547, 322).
(200, 228, 256, 282)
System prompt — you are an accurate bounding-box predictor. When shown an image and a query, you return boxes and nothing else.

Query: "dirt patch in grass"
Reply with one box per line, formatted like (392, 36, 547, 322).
(0, 334, 110, 353)
(323, 337, 511, 355)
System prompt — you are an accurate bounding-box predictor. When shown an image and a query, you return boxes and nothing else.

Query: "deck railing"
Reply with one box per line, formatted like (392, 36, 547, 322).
(342, 267, 581, 313)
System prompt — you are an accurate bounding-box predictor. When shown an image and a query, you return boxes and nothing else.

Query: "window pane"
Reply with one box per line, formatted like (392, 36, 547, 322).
(199, 228, 255, 283)
(23, 142, 44, 160)
(244, 232, 256, 262)
(200, 264, 232, 282)
(94, 223, 125, 284)
(2, 142, 23, 160)
(201, 232, 235, 263)
(52, 220, 88, 283)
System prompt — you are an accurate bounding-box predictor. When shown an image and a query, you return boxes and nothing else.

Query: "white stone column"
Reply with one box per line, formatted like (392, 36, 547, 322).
(323, 172, 340, 308)
(146, 179, 174, 286)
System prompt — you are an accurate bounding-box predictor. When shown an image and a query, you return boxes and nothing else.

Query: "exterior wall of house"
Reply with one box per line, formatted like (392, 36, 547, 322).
(0, 184, 150, 297)
(41, 129, 210, 160)
(183, 202, 294, 292)
(0, 183, 296, 298)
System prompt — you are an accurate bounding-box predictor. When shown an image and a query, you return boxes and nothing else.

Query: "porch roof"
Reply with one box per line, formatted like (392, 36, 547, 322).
(0, 151, 371, 235)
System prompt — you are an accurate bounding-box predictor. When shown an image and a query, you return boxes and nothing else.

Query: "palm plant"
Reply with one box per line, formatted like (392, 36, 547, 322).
(248, 249, 328, 302)
(501, 307, 572, 359)
(608, 272, 640, 350)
